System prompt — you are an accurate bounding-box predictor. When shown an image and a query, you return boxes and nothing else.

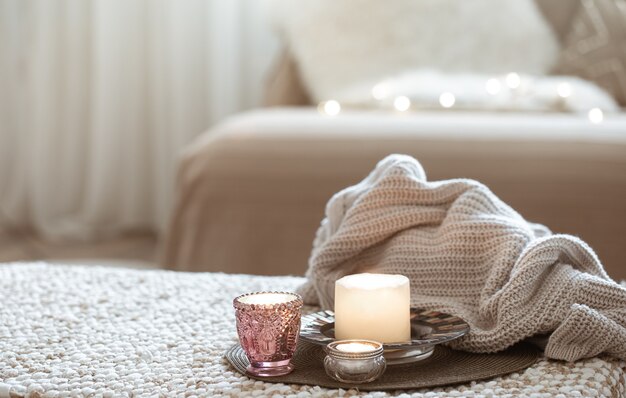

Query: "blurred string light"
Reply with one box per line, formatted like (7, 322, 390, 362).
(485, 78, 501, 95)
(371, 83, 390, 100)
(393, 96, 411, 112)
(439, 92, 456, 108)
(588, 107, 603, 124)
(318, 100, 341, 116)
(505, 72, 521, 89)
(366, 75, 607, 123)
(557, 83, 572, 99)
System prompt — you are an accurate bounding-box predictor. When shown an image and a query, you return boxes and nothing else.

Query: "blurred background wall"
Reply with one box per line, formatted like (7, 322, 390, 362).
(0, 0, 278, 240)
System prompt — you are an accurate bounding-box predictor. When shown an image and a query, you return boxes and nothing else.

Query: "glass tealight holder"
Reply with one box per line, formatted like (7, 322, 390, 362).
(233, 291, 302, 377)
(324, 339, 386, 384)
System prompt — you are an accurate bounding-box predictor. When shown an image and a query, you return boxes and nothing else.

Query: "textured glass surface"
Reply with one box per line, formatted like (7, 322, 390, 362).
(234, 292, 302, 376)
(324, 355, 386, 384)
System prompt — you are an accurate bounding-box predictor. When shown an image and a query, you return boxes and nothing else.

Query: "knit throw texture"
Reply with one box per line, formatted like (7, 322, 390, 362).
(298, 154, 626, 362)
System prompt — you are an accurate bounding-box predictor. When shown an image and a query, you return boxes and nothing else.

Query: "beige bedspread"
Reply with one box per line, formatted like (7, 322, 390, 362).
(161, 109, 626, 280)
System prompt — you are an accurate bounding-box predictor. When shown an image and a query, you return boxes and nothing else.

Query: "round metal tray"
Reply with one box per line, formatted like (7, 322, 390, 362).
(300, 308, 470, 365)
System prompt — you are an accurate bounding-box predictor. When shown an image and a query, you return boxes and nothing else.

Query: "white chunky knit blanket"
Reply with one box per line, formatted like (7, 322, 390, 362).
(299, 154, 626, 362)
(0, 263, 625, 397)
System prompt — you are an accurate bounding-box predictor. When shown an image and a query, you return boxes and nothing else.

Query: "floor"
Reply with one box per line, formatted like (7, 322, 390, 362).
(0, 229, 159, 269)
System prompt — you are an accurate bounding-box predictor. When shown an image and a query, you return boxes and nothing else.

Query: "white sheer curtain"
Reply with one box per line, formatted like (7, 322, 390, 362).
(0, 0, 279, 239)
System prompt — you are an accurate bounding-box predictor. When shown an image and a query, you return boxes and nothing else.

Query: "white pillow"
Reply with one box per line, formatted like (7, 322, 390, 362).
(273, 0, 560, 103)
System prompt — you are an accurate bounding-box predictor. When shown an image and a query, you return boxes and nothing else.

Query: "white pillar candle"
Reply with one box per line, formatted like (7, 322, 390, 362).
(334, 273, 411, 343)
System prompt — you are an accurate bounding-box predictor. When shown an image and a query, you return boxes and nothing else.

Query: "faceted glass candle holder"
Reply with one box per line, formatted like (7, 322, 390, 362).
(324, 339, 386, 384)
(233, 291, 303, 377)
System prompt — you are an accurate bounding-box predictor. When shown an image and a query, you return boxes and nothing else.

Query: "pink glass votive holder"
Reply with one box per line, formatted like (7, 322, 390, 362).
(233, 291, 303, 377)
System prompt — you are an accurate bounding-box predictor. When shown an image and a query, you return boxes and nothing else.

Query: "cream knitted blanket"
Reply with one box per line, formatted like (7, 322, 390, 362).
(298, 154, 626, 362)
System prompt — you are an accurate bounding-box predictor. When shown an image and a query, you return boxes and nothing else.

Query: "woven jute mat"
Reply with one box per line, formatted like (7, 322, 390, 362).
(225, 341, 541, 391)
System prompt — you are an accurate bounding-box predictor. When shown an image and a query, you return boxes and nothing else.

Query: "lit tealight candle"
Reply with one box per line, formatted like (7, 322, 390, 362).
(324, 339, 386, 383)
(334, 273, 411, 343)
(236, 292, 298, 305)
(233, 291, 302, 377)
(335, 341, 380, 353)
